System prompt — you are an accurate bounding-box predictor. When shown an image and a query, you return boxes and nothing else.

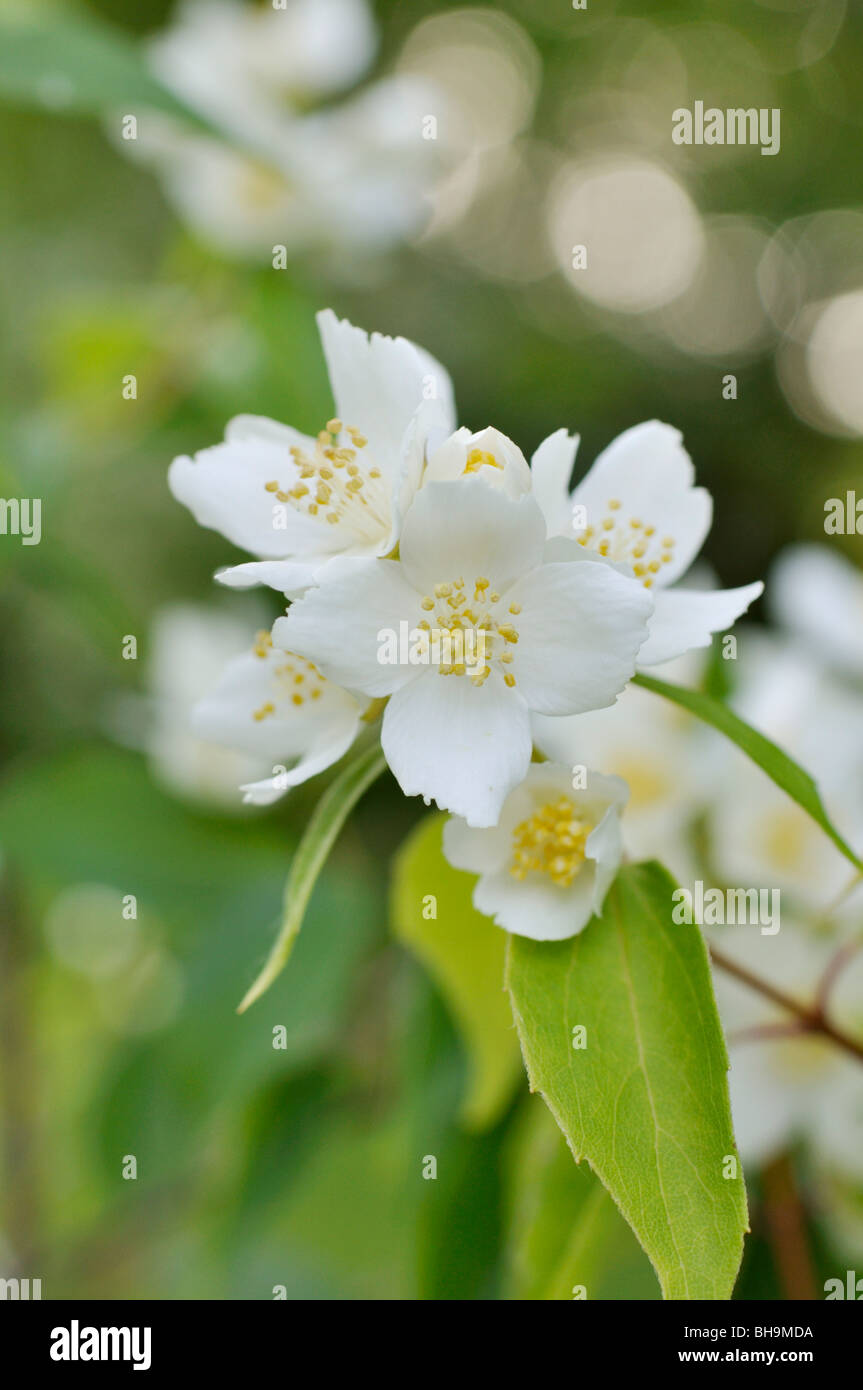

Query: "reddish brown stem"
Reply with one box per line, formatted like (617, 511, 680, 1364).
(727, 1020, 809, 1047)
(815, 937, 863, 1015)
(761, 1153, 817, 1301)
(709, 944, 863, 1065)
(0, 871, 41, 1271)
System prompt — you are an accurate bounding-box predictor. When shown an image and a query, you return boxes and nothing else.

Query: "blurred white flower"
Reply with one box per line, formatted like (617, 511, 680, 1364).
(192, 627, 366, 805)
(531, 653, 708, 881)
(122, 602, 272, 808)
(128, 0, 446, 263)
(170, 309, 455, 596)
(149, 0, 377, 140)
(530, 421, 763, 667)
(771, 543, 863, 682)
(274, 478, 652, 826)
(710, 631, 863, 921)
(713, 922, 863, 1181)
(442, 762, 627, 939)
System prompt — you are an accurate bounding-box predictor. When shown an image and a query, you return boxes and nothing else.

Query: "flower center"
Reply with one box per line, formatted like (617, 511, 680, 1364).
(761, 805, 810, 873)
(612, 754, 672, 810)
(578, 497, 676, 588)
(463, 447, 502, 474)
(240, 160, 291, 211)
(418, 575, 521, 687)
(251, 630, 325, 720)
(510, 796, 591, 887)
(264, 419, 389, 544)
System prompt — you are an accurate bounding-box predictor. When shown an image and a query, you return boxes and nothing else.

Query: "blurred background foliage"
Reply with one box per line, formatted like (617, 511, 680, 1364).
(1, 0, 861, 1298)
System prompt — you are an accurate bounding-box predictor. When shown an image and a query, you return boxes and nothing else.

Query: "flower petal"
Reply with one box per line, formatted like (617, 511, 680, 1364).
(216, 558, 321, 597)
(398, 479, 546, 595)
(530, 428, 580, 537)
(316, 308, 456, 476)
(387, 399, 440, 547)
(273, 556, 424, 696)
(636, 582, 763, 667)
(240, 716, 361, 806)
(224, 414, 314, 449)
(442, 780, 535, 876)
(585, 801, 625, 914)
(382, 670, 532, 827)
(507, 560, 653, 715)
(475, 866, 597, 940)
(442, 817, 508, 877)
(572, 421, 711, 585)
(169, 433, 325, 558)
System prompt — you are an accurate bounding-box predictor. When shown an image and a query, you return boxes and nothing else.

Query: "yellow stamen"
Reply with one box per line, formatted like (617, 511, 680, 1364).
(510, 796, 591, 887)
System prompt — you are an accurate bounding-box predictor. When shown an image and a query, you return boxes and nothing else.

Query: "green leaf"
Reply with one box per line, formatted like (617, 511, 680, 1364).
(634, 672, 863, 873)
(0, 10, 217, 132)
(390, 814, 522, 1130)
(248, 1105, 424, 1300)
(416, 1119, 508, 1299)
(503, 1100, 661, 1300)
(237, 742, 387, 1014)
(506, 861, 748, 1300)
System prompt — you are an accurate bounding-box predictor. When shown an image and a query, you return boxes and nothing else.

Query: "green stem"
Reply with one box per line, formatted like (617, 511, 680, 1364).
(237, 742, 388, 1013)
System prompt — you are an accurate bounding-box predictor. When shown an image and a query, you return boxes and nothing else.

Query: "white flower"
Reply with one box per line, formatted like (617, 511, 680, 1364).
(273, 478, 653, 826)
(169, 309, 455, 596)
(712, 922, 863, 1180)
(132, 137, 315, 261)
(192, 627, 366, 806)
(442, 763, 627, 939)
(531, 652, 709, 882)
(530, 420, 763, 667)
(771, 543, 863, 682)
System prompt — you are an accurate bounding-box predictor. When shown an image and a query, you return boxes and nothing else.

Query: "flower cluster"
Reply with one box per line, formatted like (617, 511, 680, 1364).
(170, 310, 763, 939)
